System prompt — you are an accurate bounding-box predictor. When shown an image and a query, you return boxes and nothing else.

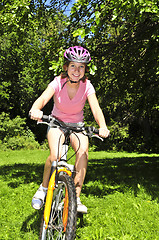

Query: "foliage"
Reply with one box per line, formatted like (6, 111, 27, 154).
(67, 0, 159, 152)
(0, 112, 39, 150)
(0, 112, 26, 140)
(1, 136, 40, 150)
(0, 0, 69, 117)
(0, 0, 159, 152)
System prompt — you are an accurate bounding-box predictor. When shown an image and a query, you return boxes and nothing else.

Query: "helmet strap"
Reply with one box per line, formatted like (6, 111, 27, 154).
(70, 79, 80, 84)
(61, 76, 82, 89)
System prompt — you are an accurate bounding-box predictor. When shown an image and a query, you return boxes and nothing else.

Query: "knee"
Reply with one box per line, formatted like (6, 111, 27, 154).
(77, 148, 88, 160)
(47, 154, 57, 164)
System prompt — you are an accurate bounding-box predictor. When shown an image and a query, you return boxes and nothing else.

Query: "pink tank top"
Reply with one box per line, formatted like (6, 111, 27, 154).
(49, 76, 95, 123)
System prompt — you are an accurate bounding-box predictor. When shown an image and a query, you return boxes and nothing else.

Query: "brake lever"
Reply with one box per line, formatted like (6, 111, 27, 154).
(37, 116, 61, 129)
(37, 121, 51, 126)
(91, 134, 104, 141)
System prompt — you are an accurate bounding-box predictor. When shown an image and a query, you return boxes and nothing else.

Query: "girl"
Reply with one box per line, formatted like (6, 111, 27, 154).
(29, 46, 110, 213)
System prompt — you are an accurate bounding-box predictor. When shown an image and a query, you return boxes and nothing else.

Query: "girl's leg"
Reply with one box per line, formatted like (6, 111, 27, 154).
(42, 127, 65, 188)
(70, 132, 89, 198)
(32, 127, 65, 210)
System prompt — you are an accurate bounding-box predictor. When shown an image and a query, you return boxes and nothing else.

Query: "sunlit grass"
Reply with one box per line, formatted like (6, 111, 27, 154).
(0, 150, 159, 239)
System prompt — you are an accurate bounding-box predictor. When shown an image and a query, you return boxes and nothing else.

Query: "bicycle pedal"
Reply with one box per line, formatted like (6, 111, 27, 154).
(77, 212, 83, 217)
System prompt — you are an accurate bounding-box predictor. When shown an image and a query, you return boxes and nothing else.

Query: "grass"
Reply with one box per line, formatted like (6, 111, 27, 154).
(0, 150, 159, 239)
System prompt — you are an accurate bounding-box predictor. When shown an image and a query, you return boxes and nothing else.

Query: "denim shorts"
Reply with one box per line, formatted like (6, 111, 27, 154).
(47, 121, 85, 136)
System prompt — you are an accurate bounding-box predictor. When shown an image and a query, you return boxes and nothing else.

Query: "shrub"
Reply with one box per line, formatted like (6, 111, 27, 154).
(0, 112, 26, 140)
(1, 136, 40, 150)
(0, 112, 39, 150)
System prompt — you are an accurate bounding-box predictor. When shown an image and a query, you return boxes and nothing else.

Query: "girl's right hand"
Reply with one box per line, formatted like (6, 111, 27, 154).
(29, 109, 43, 121)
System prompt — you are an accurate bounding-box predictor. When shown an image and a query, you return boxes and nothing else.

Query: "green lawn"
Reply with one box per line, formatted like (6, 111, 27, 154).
(0, 150, 159, 239)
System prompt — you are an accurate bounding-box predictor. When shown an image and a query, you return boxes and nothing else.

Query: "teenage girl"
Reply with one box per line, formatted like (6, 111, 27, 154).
(29, 46, 110, 213)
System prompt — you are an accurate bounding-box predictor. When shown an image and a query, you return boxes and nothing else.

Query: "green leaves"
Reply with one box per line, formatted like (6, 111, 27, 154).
(89, 64, 97, 75)
(0, 0, 159, 151)
(49, 48, 65, 74)
(94, 11, 101, 25)
(73, 28, 86, 38)
(0, 0, 68, 117)
(69, 0, 159, 152)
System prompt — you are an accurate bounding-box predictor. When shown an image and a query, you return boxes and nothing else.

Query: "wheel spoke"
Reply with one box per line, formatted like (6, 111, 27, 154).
(40, 174, 77, 240)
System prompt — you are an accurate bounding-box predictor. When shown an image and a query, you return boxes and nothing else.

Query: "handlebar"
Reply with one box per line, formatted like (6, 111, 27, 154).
(41, 115, 100, 136)
(32, 114, 106, 140)
(29, 113, 110, 140)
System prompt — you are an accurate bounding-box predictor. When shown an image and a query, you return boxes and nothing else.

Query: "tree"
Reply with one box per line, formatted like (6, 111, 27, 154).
(0, 0, 70, 117)
(0, 0, 158, 151)
(66, 0, 159, 151)
(0, 0, 71, 142)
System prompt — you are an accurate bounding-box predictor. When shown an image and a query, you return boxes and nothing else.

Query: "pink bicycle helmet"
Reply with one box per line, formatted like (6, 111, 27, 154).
(64, 46, 91, 63)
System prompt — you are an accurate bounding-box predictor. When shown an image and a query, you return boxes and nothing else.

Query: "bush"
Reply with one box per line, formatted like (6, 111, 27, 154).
(0, 112, 39, 150)
(0, 112, 26, 141)
(0, 136, 40, 150)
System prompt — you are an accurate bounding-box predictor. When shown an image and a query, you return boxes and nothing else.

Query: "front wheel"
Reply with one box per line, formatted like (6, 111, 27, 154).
(40, 174, 77, 240)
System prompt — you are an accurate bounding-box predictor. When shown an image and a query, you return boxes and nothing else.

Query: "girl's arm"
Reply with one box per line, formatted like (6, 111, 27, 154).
(29, 85, 55, 120)
(87, 93, 110, 138)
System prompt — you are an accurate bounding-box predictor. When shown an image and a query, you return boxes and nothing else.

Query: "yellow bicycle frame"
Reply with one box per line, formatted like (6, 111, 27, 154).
(44, 168, 72, 229)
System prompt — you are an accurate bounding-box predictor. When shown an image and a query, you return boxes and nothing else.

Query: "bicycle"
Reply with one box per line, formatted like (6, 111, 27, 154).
(34, 115, 103, 240)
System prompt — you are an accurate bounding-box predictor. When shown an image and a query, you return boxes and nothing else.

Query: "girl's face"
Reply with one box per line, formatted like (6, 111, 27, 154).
(67, 62, 85, 81)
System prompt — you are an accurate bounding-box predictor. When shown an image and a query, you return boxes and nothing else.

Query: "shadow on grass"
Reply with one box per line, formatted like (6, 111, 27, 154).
(0, 155, 159, 235)
(84, 156, 159, 200)
(0, 156, 159, 199)
(0, 163, 44, 235)
(0, 163, 44, 187)
(21, 209, 43, 236)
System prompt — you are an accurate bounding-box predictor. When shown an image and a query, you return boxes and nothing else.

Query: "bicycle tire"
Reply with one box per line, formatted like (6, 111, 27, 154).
(40, 174, 77, 240)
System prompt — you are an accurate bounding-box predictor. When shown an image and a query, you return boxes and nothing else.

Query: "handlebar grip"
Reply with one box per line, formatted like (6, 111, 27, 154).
(93, 128, 99, 134)
(93, 127, 111, 137)
(41, 115, 50, 121)
(86, 126, 99, 134)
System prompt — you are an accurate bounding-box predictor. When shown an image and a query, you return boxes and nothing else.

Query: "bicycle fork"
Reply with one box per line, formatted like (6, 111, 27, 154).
(43, 167, 72, 229)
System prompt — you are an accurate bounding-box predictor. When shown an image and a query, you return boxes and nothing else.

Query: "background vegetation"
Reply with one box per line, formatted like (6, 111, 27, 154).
(0, 0, 159, 152)
(1, 2, 159, 239)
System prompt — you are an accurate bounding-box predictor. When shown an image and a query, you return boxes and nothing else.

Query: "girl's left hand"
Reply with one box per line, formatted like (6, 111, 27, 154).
(99, 128, 110, 138)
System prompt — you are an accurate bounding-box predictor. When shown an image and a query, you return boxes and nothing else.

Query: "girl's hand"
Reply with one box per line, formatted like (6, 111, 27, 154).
(29, 109, 43, 121)
(99, 128, 110, 138)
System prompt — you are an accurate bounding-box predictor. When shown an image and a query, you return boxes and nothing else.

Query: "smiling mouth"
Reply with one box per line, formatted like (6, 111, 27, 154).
(72, 74, 80, 77)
